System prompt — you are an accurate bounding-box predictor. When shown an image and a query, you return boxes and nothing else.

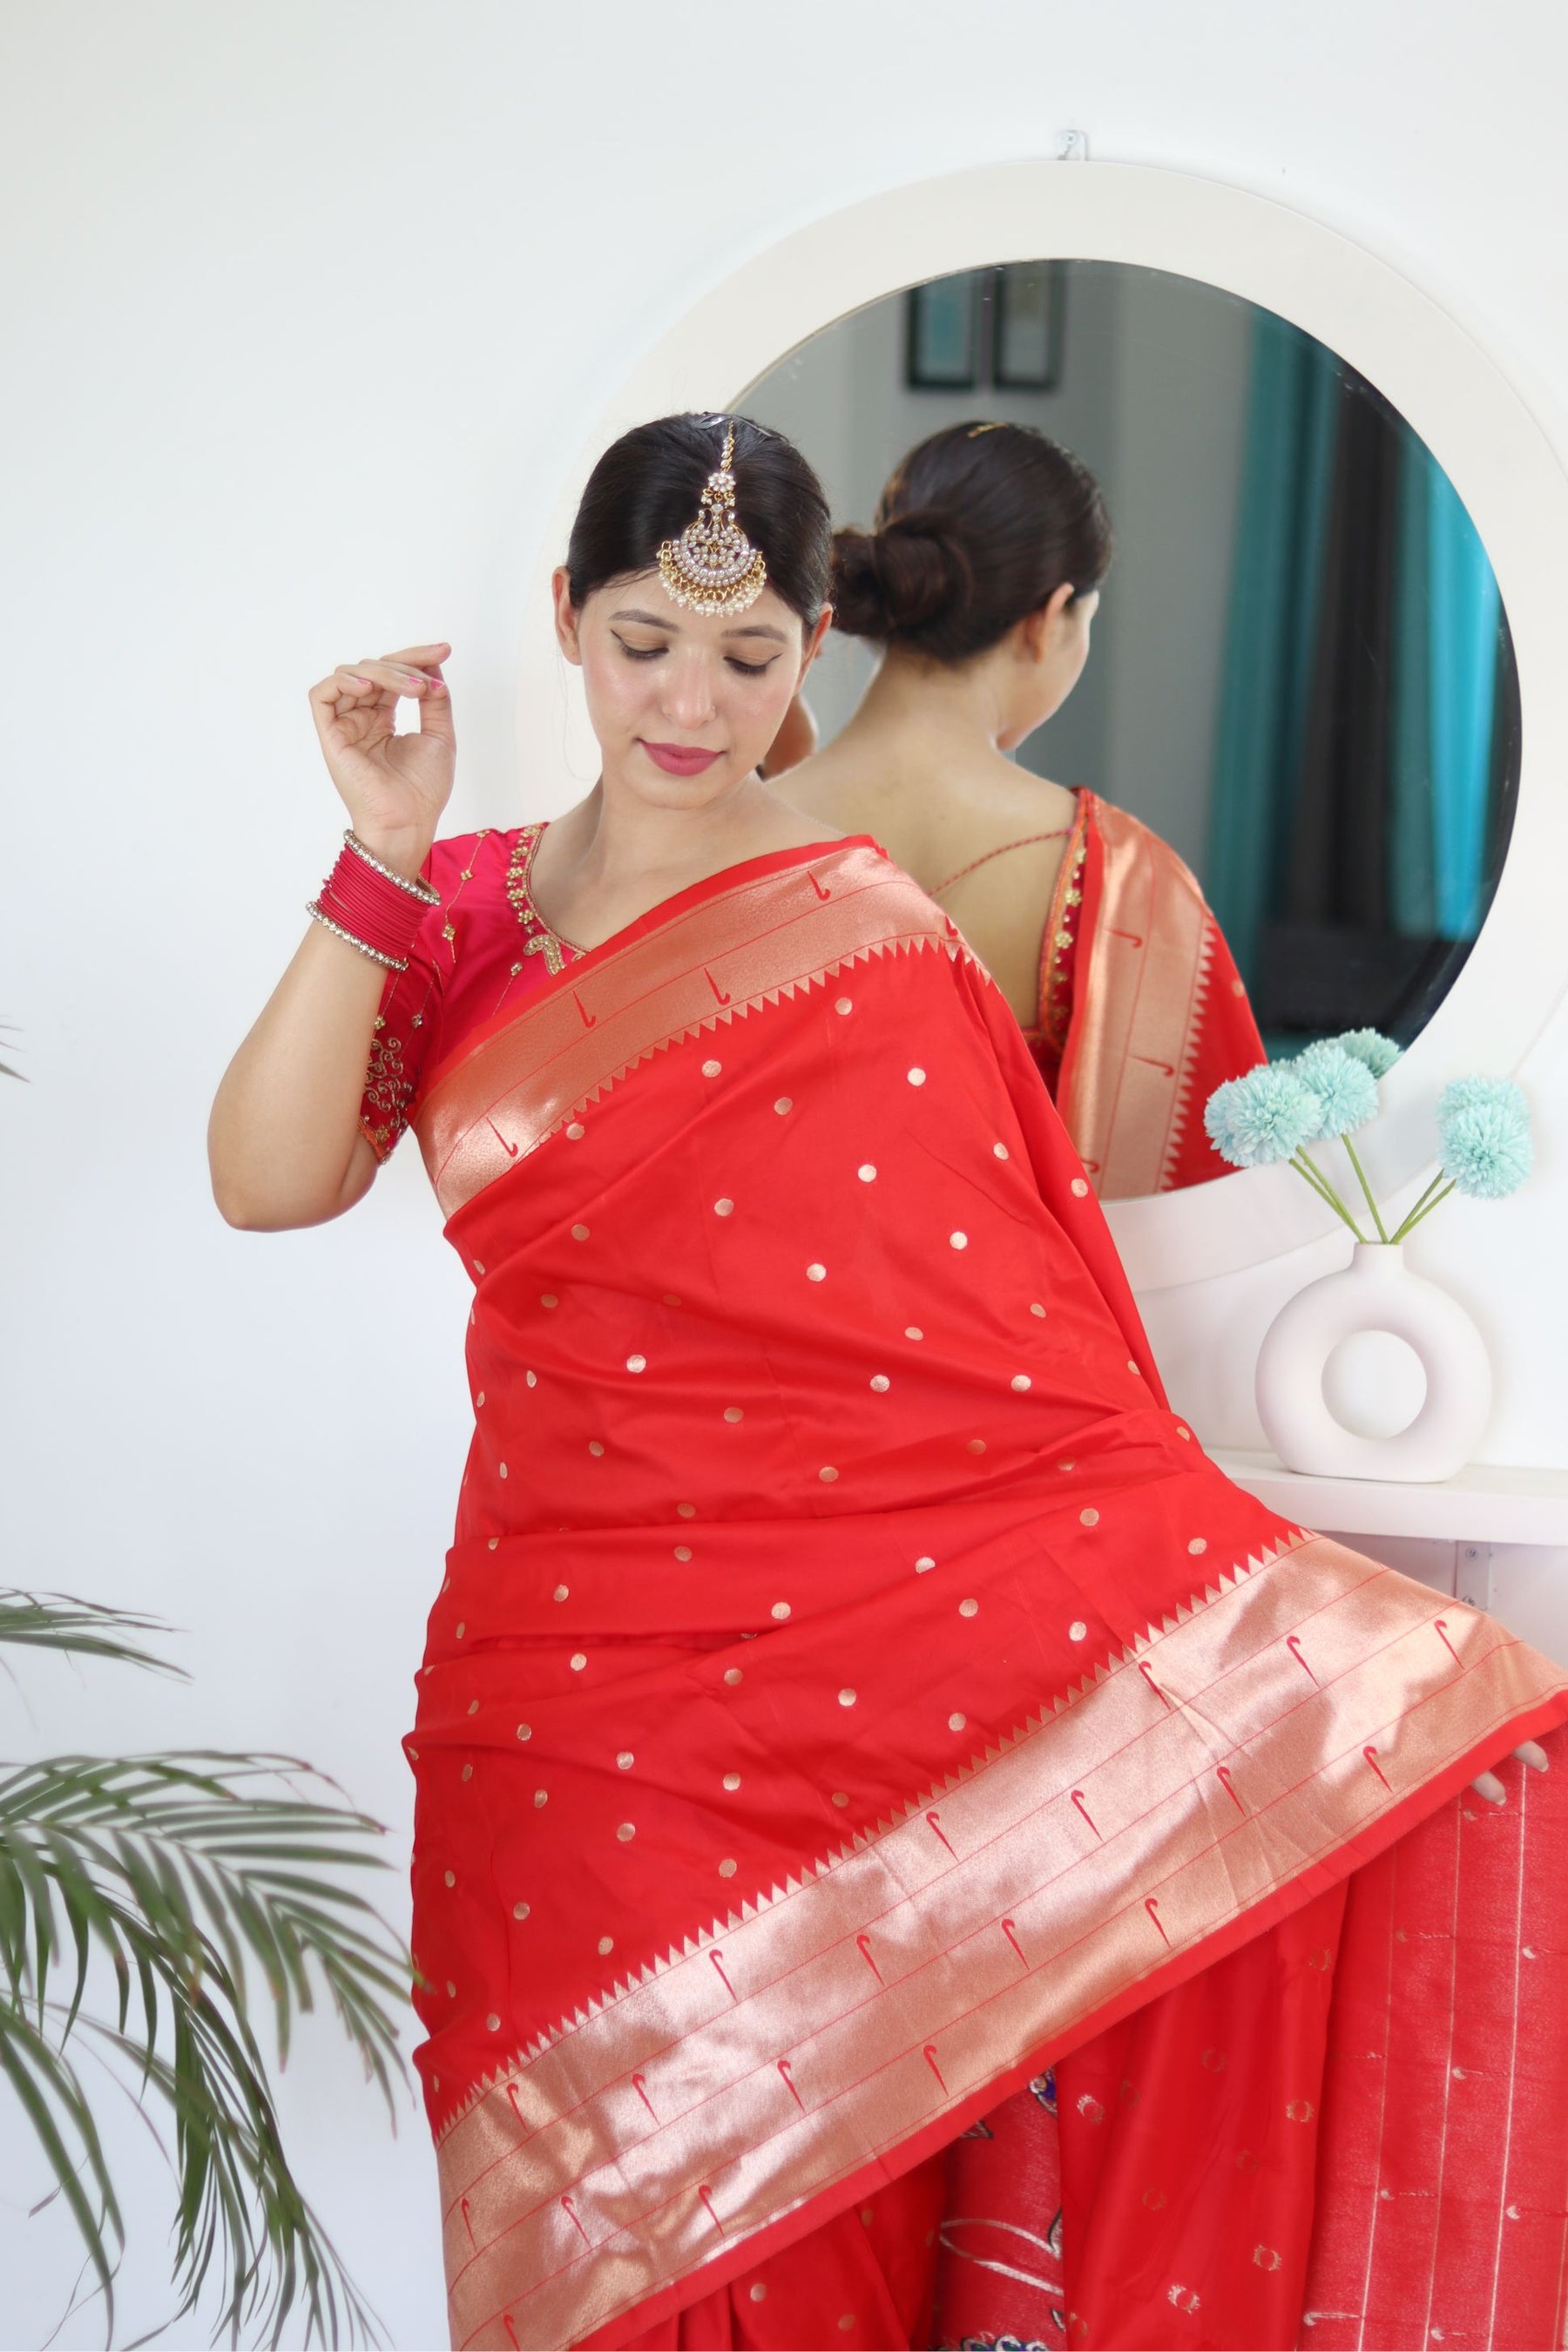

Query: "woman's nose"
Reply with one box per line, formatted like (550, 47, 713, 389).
(659, 658, 718, 730)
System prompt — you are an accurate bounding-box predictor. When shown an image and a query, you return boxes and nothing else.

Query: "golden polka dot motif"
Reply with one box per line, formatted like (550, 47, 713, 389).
(949, 1712, 967, 1731)
(714, 1198, 734, 1217)
(598, 1936, 614, 1956)
(835, 997, 853, 1015)
(447, 1979, 456, 1997)
(749, 2282, 767, 2302)
(724, 1406, 745, 1423)
(916, 1555, 936, 1572)
(950, 1231, 968, 1250)
(589, 1441, 605, 1457)
(724, 1667, 744, 1686)
(461, 1762, 473, 1781)
(626, 1353, 646, 1373)
(723, 1772, 741, 1790)
(858, 1164, 877, 1182)
(616, 1823, 635, 1842)
(819, 1465, 839, 1482)
(1031, 1302, 1047, 1318)
(674, 1545, 693, 1562)
(512, 1902, 530, 1921)
(498, 1463, 508, 1479)
(1069, 1619, 1088, 1641)
(570, 1652, 587, 1671)
(1081, 1507, 1100, 1527)
(774, 1097, 793, 1114)
(1011, 1374, 1031, 1392)
(566, 1121, 585, 1139)
(907, 1068, 926, 1086)
(839, 1687, 857, 1707)
(516, 1723, 531, 1740)
(1188, 1537, 1208, 1555)
(466, 1699, 479, 1716)
(488, 1537, 499, 1551)
(832, 1790, 849, 1806)
(1177, 1424, 1192, 1440)
(1129, 1360, 1142, 1375)
(571, 1223, 589, 1241)
(701, 1058, 722, 1078)
(993, 1142, 1010, 1159)
(719, 1858, 738, 1878)
(485, 2012, 500, 2032)
(664, 1292, 681, 1306)
(476, 1390, 485, 1407)
(771, 1600, 791, 1619)
(807, 1262, 827, 1281)
(541, 1294, 558, 1308)
(455, 1621, 466, 1639)
(870, 1374, 890, 1392)
(617, 1751, 634, 1769)
(472, 1260, 485, 1277)
(444, 1869, 456, 1887)
(1071, 1178, 1090, 1198)
(533, 1789, 548, 1807)
(553, 1583, 569, 1601)
(839, 2316, 855, 2333)
(906, 1325, 923, 1340)
(677, 1502, 697, 1517)
(958, 1598, 978, 1618)
(526, 1370, 537, 1388)
(967, 1439, 987, 1456)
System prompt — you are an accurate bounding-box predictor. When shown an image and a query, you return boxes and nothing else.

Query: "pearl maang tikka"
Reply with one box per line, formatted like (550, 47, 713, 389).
(657, 422, 768, 617)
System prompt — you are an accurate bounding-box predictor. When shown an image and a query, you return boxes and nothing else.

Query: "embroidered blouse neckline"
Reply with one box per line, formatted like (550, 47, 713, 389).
(505, 821, 584, 974)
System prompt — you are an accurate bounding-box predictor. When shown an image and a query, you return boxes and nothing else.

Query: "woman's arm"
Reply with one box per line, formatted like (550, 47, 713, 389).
(207, 641, 456, 1231)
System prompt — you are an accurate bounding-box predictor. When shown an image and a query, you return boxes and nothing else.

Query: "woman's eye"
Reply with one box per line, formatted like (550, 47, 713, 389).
(727, 656, 777, 678)
(614, 638, 666, 662)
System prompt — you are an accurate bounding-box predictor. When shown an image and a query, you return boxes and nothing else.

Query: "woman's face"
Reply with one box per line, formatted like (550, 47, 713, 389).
(554, 569, 828, 809)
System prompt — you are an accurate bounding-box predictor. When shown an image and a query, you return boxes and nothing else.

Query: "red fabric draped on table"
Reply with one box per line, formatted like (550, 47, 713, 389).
(1033, 790, 1266, 1200)
(365, 829, 1568, 2350)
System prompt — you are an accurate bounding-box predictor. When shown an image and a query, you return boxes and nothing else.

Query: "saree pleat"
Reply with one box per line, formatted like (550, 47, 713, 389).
(390, 837, 1568, 2349)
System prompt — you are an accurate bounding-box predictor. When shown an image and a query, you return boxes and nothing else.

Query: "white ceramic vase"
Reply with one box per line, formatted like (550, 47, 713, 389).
(1255, 1241, 1492, 1483)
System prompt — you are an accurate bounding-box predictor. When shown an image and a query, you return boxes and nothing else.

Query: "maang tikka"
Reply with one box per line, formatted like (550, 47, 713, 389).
(657, 421, 768, 617)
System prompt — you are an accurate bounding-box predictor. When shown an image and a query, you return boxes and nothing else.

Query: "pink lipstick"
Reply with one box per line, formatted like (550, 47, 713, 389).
(642, 741, 721, 776)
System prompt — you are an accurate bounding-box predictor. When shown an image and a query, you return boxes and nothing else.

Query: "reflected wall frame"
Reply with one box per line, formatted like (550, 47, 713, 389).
(516, 159, 1568, 1292)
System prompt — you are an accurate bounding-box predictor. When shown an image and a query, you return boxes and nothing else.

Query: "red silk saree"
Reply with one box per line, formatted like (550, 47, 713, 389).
(365, 828, 1568, 2350)
(1033, 790, 1266, 1200)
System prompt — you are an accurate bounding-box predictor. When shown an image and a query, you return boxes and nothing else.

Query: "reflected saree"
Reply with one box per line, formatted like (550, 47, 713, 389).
(368, 828, 1568, 2349)
(1037, 790, 1266, 1200)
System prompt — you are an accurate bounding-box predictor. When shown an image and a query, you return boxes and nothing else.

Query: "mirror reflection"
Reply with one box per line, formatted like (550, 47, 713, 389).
(748, 261, 1519, 1200)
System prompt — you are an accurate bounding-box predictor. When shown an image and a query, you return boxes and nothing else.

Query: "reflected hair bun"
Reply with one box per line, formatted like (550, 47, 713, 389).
(829, 512, 974, 651)
(829, 422, 1111, 666)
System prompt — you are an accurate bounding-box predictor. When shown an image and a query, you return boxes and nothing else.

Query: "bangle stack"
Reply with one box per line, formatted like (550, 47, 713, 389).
(308, 831, 440, 971)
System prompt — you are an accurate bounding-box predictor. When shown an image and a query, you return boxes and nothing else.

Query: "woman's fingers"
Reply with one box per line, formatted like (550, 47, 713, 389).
(1470, 1768, 1506, 1804)
(1515, 1740, 1550, 1771)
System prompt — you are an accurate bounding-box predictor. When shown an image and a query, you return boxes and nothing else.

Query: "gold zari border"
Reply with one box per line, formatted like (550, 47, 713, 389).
(1060, 795, 1216, 1200)
(436, 1533, 1567, 2347)
(414, 844, 962, 1220)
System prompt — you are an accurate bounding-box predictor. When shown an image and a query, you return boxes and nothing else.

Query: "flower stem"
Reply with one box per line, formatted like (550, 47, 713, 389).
(1290, 1153, 1369, 1241)
(1388, 1171, 1448, 1245)
(1341, 1136, 1389, 1242)
(1390, 1179, 1456, 1240)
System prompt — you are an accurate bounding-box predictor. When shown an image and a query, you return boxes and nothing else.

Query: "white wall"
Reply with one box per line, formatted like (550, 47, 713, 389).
(5, 3, 1568, 2342)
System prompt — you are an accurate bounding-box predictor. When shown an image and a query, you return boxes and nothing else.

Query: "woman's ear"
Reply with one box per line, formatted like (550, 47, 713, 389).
(1018, 580, 1078, 662)
(797, 605, 834, 683)
(552, 567, 584, 668)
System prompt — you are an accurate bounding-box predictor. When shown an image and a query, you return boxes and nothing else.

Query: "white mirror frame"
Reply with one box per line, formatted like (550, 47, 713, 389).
(517, 159, 1568, 1290)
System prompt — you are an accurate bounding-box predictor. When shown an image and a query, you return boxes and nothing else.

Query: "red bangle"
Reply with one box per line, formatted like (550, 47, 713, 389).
(308, 833, 440, 971)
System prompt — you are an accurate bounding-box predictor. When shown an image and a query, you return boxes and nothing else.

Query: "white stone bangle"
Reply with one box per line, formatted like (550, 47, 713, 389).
(306, 899, 411, 972)
(343, 829, 441, 903)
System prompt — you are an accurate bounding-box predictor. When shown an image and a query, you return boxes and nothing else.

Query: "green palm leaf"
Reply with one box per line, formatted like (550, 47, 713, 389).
(2, 1592, 411, 2344)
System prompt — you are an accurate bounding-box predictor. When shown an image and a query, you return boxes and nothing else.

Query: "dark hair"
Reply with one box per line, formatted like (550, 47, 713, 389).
(830, 421, 1112, 664)
(566, 413, 832, 628)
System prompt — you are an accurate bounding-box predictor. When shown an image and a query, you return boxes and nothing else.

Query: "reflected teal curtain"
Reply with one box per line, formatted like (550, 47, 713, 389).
(1204, 315, 1340, 982)
(1207, 317, 1504, 987)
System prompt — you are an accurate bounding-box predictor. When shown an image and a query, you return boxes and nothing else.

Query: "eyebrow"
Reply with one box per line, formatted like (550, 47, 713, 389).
(609, 606, 789, 646)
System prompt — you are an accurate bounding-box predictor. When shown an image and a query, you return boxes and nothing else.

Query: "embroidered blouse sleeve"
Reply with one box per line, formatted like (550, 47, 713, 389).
(358, 838, 465, 1160)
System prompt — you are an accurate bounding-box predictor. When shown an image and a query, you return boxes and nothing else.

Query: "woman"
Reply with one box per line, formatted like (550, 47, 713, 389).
(211, 414, 1567, 2352)
(782, 422, 1266, 1200)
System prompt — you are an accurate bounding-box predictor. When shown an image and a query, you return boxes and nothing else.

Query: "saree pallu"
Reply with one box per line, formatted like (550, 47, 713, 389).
(1043, 792, 1266, 1200)
(398, 836, 1568, 2349)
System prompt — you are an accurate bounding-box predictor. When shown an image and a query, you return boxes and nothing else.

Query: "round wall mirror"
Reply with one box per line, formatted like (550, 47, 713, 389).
(745, 260, 1519, 1202)
(517, 162, 1568, 1287)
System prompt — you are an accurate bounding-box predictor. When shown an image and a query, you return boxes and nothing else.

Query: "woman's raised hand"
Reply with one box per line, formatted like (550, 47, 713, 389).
(308, 641, 456, 879)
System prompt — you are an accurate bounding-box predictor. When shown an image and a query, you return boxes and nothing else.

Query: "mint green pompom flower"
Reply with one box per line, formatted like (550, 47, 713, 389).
(1204, 1064, 1321, 1169)
(1436, 1077, 1533, 1200)
(1333, 1028, 1402, 1079)
(1291, 1042, 1380, 1140)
